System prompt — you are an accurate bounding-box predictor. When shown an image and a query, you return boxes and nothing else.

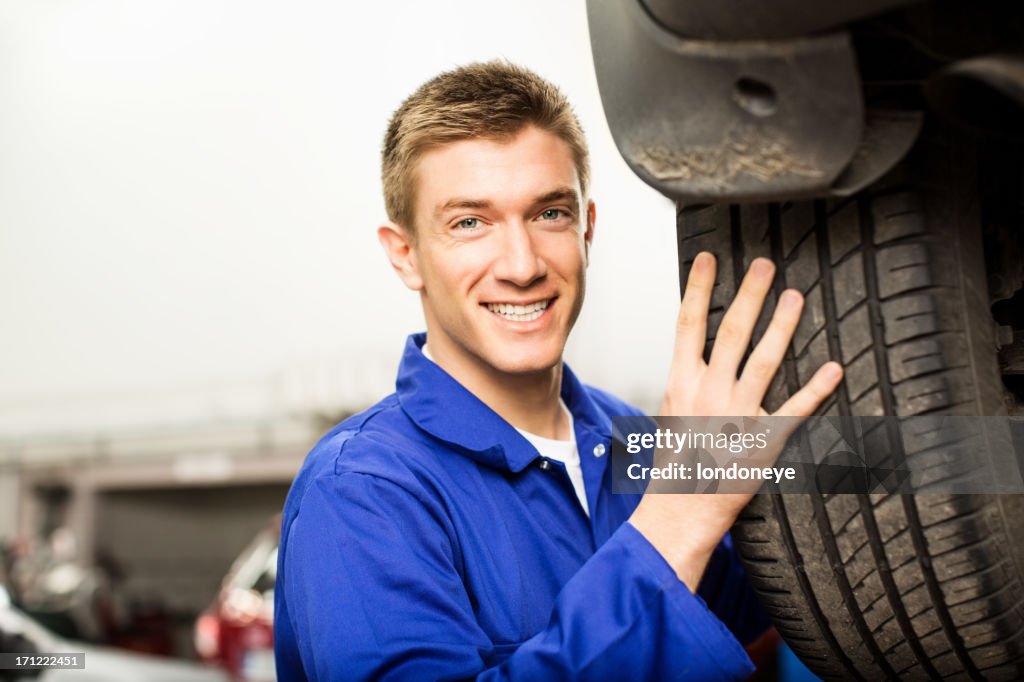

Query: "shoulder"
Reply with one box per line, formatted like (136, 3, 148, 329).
(294, 393, 404, 478)
(279, 393, 465, 576)
(281, 392, 453, 522)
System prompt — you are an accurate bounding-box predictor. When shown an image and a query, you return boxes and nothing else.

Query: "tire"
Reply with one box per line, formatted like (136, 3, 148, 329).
(677, 130, 1024, 680)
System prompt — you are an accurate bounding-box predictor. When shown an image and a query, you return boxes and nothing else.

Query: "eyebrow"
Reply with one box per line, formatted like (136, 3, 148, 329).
(436, 186, 580, 217)
(534, 188, 580, 212)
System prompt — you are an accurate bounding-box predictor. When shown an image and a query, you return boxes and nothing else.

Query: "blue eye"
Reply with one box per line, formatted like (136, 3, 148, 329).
(456, 217, 480, 230)
(540, 209, 565, 221)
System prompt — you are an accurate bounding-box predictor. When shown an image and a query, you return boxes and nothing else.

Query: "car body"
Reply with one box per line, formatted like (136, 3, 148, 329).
(0, 585, 226, 682)
(194, 517, 279, 682)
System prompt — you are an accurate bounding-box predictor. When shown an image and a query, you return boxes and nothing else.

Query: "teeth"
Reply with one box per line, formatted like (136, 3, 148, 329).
(486, 299, 550, 321)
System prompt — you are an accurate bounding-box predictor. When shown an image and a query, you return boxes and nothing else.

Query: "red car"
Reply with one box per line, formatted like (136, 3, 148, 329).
(195, 516, 280, 682)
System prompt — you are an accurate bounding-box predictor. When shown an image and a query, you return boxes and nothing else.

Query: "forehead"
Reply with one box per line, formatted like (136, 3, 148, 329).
(412, 126, 580, 219)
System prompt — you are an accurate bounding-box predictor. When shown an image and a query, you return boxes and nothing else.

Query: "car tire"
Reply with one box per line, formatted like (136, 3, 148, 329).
(677, 128, 1024, 680)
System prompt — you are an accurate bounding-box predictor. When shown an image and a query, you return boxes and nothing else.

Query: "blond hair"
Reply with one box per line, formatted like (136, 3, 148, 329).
(381, 61, 589, 234)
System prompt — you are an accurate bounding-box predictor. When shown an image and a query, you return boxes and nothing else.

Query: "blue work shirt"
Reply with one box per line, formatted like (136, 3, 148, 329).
(275, 333, 770, 681)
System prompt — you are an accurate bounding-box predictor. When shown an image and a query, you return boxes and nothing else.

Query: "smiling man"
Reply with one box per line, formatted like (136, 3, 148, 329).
(274, 61, 843, 681)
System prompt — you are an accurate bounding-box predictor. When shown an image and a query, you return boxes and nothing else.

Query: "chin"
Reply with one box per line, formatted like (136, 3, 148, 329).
(485, 346, 561, 376)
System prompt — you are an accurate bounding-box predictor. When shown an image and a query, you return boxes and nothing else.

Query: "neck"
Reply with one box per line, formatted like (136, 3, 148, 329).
(423, 338, 570, 440)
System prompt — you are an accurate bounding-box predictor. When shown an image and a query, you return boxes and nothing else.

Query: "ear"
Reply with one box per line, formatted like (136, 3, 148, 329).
(377, 222, 424, 291)
(584, 199, 596, 265)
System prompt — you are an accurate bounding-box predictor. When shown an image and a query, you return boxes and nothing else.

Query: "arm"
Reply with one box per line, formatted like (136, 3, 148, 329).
(278, 471, 757, 682)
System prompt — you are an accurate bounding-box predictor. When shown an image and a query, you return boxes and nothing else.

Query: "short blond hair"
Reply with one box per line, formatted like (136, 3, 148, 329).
(381, 61, 590, 234)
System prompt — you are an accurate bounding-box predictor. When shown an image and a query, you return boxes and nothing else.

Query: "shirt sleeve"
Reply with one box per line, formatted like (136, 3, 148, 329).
(277, 472, 756, 682)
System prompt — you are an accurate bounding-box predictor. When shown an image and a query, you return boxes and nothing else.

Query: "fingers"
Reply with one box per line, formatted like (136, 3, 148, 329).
(773, 361, 844, 418)
(737, 288, 804, 400)
(671, 252, 716, 371)
(707, 258, 775, 377)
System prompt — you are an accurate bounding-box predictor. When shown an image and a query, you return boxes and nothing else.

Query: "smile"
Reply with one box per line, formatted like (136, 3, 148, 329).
(484, 299, 553, 322)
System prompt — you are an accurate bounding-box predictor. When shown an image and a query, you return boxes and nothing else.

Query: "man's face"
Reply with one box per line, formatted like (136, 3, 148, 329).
(389, 125, 594, 379)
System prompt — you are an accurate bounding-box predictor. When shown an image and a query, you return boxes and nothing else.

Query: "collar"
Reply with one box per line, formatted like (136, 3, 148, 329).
(396, 333, 612, 473)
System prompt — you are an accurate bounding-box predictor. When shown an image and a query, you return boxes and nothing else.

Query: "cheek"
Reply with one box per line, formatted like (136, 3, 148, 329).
(543, 238, 588, 282)
(422, 246, 494, 300)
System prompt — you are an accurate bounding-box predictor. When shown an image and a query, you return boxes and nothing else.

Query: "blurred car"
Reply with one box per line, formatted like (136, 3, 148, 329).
(0, 584, 226, 682)
(194, 517, 279, 682)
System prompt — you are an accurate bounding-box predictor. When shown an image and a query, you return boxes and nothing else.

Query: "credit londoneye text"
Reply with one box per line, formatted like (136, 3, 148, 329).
(625, 462, 796, 484)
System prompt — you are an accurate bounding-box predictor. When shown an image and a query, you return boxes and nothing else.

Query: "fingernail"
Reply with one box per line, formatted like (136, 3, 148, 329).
(824, 362, 843, 380)
(781, 289, 802, 308)
(694, 252, 713, 269)
(751, 258, 773, 277)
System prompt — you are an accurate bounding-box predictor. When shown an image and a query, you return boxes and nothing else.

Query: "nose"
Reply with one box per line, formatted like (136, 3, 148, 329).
(492, 221, 547, 287)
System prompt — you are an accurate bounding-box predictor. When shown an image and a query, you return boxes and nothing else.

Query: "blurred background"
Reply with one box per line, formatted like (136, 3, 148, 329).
(0, 1, 683, 679)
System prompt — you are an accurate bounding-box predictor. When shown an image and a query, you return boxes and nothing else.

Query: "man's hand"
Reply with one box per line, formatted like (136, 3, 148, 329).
(629, 252, 843, 590)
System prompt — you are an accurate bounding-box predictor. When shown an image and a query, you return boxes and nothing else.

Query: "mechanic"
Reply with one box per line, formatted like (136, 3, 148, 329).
(273, 61, 844, 681)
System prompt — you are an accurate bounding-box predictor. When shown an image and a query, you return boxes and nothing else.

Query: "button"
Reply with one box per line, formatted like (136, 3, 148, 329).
(593, 443, 606, 457)
(538, 459, 552, 471)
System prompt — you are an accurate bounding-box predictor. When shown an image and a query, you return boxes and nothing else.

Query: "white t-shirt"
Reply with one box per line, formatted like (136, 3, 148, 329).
(515, 404, 589, 517)
(421, 343, 590, 516)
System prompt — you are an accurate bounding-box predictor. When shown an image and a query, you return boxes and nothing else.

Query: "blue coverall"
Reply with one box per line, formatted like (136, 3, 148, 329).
(274, 333, 771, 681)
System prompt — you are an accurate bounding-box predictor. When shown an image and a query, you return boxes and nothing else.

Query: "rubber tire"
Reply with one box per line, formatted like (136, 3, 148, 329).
(677, 131, 1024, 680)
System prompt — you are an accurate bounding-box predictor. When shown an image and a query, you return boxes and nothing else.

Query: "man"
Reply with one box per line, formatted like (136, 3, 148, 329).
(274, 61, 843, 681)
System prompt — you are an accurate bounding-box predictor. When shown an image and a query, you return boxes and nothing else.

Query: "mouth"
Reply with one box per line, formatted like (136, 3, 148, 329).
(483, 298, 555, 323)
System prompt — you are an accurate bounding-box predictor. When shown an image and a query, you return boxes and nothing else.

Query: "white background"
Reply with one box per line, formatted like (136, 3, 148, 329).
(0, 0, 682, 437)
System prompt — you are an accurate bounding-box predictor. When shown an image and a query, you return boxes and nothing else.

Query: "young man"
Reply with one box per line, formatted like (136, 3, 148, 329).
(274, 61, 843, 681)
